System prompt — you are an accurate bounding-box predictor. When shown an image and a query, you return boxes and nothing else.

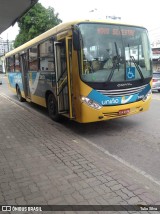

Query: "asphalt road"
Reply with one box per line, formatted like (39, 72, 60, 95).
(1, 74, 160, 188)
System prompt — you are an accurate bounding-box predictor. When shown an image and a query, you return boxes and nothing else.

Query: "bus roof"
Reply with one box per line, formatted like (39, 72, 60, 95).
(5, 19, 146, 58)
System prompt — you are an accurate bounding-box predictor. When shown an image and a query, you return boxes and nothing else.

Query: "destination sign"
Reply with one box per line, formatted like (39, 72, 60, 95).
(97, 27, 135, 36)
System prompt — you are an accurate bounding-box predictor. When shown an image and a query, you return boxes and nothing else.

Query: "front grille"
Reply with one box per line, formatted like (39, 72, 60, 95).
(97, 84, 147, 97)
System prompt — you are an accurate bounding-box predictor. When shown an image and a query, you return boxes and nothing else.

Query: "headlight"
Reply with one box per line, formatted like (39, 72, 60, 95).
(142, 89, 152, 101)
(81, 96, 102, 109)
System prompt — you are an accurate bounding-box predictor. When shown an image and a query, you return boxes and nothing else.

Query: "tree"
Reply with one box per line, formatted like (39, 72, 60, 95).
(14, 3, 62, 48)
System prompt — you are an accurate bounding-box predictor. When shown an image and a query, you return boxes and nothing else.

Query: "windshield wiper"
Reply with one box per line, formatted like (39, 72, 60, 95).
(130, 55, 144, 82)
(107, 59, 119, 82)
(127, 44, 144, 82)
(114, 42, 120, 71)
(107, 42, 121, 82)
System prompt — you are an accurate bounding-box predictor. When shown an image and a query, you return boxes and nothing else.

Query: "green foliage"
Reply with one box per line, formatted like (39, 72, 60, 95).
(14, 3, 62, 48)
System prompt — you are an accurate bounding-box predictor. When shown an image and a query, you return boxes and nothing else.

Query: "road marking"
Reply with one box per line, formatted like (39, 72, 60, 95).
(77, 137, 160, 187)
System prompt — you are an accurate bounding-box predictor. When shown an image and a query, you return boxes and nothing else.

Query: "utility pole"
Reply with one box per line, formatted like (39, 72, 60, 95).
(7, 33, 9, 52)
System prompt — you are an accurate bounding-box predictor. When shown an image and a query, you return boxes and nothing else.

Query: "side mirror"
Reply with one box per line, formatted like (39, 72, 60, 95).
(73, 25, 81, 51)
(49, 36, 56, 42)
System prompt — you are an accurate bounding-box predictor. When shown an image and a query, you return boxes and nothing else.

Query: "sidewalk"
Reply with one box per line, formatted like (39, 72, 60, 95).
(0, 94, 160, 214)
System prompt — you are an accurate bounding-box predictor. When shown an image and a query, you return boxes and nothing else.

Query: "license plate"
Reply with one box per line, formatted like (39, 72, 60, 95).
(118, 109, 130, 115)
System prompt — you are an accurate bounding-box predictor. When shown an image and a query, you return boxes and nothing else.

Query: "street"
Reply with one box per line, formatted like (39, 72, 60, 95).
(1, 74, 160, 212)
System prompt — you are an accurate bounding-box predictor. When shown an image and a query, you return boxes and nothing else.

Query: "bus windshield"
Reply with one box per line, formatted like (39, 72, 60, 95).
(79, 23, 152, 83)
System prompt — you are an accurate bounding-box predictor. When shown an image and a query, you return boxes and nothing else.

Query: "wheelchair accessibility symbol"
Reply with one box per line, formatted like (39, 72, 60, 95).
(126, 67, 135, 80)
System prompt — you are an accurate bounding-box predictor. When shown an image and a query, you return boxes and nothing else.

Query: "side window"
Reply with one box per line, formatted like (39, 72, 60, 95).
(15, 54, 21, 72)
(7, 56, 15, 72)
(60, 41, 67, 75)
(29, 46, 38, 71)
(39, 39, 55, 71)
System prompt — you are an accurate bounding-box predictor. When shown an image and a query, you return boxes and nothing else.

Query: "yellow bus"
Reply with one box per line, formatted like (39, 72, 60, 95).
(5, 20, 152, 123)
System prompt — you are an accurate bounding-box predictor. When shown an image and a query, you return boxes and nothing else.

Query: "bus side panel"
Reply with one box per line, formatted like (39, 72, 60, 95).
(28, 71, 56, 107)
(7, 72, 25, 97)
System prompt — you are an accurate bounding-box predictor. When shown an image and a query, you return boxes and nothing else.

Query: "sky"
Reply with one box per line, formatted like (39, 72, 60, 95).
(0, 0, 160, 45)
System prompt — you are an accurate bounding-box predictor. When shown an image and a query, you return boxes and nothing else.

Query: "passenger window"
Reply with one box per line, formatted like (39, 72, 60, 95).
(15, 54, 21, 72)
(39, 39, 55, 71)
(7, 56, 15, 72)
(29, 46, 38, 71)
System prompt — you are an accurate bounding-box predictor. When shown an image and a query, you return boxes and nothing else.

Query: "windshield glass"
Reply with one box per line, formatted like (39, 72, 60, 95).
(79, 23, 152, 83)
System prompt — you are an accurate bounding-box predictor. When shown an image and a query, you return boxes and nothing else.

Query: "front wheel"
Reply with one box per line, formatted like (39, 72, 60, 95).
(16, 86, 25, 102)
(47, 93, 60, 121)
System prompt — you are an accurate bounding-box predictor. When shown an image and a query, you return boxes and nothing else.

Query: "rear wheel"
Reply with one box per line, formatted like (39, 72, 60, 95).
(47, 93, 60, 121)
(16, 86, 25, 102)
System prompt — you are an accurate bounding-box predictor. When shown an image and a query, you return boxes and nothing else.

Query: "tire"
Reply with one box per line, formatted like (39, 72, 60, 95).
(158, 89, 160, 92)
(16, 86, 25, 102)
(47, 93, 60, 121)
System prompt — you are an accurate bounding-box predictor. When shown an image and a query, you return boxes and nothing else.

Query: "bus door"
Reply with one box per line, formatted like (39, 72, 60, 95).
(54, 37, 73, 118)
(20, 53, 30, 99)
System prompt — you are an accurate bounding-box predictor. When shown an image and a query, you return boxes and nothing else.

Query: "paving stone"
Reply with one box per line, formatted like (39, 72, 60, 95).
(72, 182, 90, 193)
(127, 196, 142, 204)
(121, 188, 136, 197)
(63, 194, 77, 204)
(131, 188, 148, 196)
(72, 192, 85, 202)
(96, 175, 108, 183)
(115, 189, 131, 200)
(95, 196, 109, 205)
(92, 186, 106, 195)
(127, 184, 141, 191)
(105, 180, 119, 188)
(83, 191, 100, 200)
(83, 171, 94, 178)
(111, 184, 124, 191)
(15, 196, 27, 205)
(107, 196, 124, 204)
(0, 182, 11, 191)
(47, 196, 66, 205)
(79, 187, 95, 196)
(148, 212, 160, 214)
(138, 194, 155, 204)
(24, 191, 44, 201)
(27, 196, 47, 205)
(98, 184, 112, 193)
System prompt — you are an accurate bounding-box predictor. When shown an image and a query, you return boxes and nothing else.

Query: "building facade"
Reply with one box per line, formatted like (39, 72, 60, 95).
(0, 39, 9, 56)
(151, 40, 160, 72)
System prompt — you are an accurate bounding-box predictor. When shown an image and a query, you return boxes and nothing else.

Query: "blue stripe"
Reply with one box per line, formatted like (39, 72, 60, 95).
(87, 84, 151, 106)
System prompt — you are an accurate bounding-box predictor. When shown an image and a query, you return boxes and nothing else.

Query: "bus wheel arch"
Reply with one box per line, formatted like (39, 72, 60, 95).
(16, 84, 25, 102)
(46, 91, 60, 122)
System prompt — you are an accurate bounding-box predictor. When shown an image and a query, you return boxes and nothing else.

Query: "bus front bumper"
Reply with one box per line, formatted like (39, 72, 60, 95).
(78, 96, 152, 123)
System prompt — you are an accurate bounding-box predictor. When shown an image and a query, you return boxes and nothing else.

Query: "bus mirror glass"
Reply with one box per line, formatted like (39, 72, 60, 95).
(73, 26, 81, 51)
